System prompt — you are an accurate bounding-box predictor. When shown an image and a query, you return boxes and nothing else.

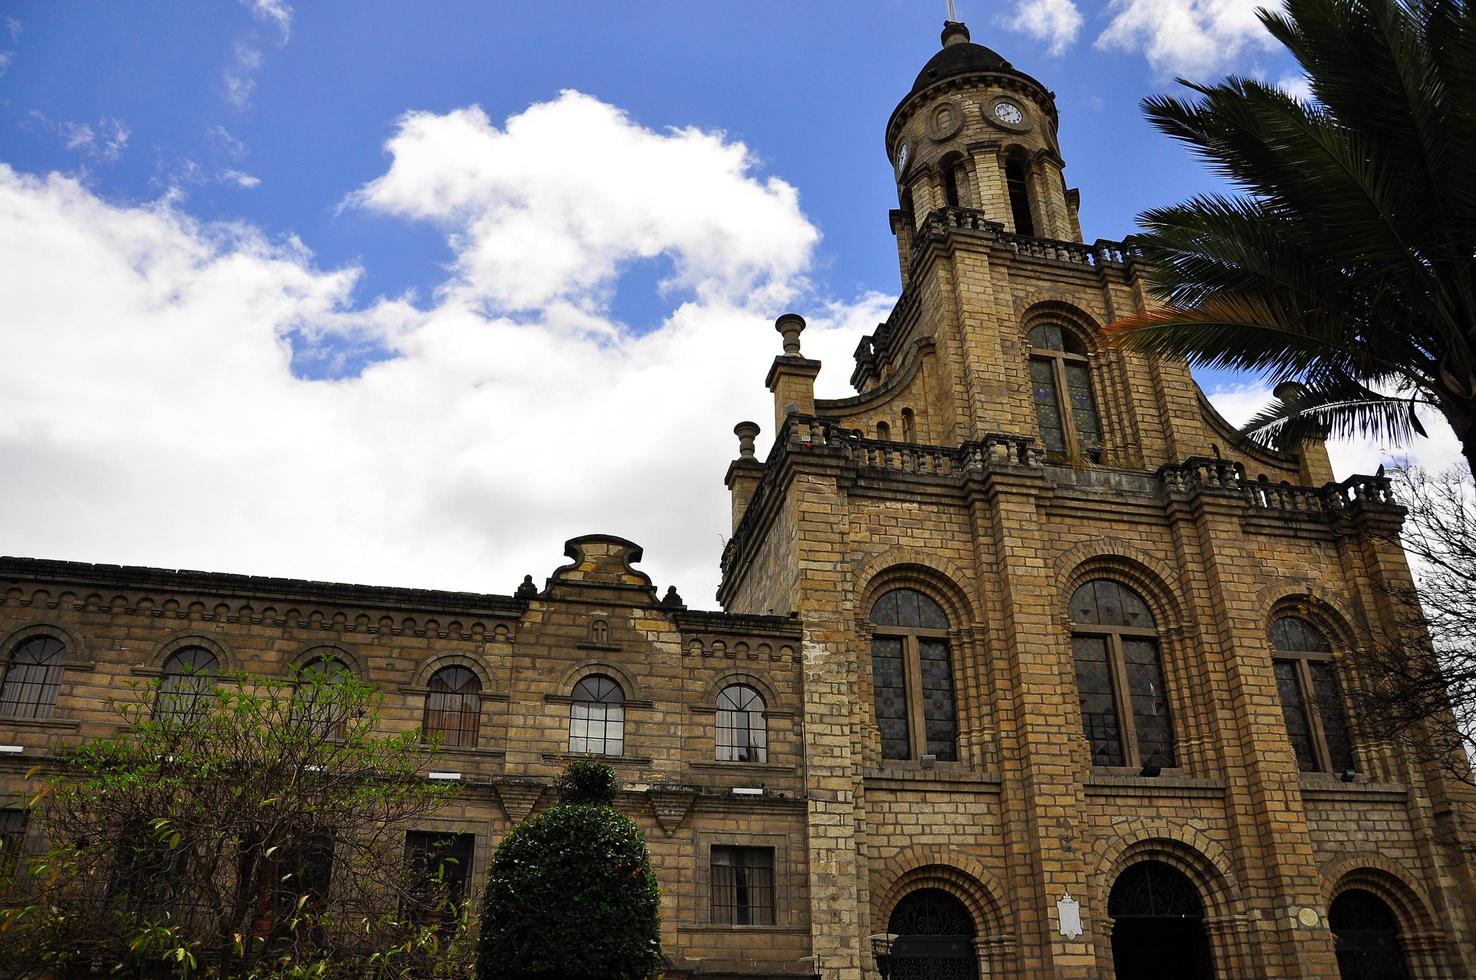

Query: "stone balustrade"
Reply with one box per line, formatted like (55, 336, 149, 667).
(1159, 457, 1397, 520)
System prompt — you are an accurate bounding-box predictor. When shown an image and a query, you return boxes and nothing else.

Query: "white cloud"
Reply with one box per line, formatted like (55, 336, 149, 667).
(29, 112, 130, 163)
(222, 169, 262, 189)
(245, 0, 292, 41)
(224, 41, 264, 108)
(1096, 0, 1279, 77)
(0, 92, 885, 606)
(1277, 73, 1313, 101)
(1206, 382, 1464, 478)
(1004, 0, 1085, 55)
(350, 93, 819, 316)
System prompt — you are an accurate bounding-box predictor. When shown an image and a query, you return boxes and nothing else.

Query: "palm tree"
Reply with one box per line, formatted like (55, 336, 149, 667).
(1109, 0, 1476, 477)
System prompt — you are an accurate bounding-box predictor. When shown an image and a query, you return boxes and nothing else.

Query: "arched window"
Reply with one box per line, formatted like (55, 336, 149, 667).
(1108, 861, 1214, 979)
(1069, 579, 1176, 768)
(423, 666, 481, 748)
(156, 646, 219, 723)
(1270, 615, 1356, 773)
(296, 656, 353, 738)
(1027, 322, 1102, 459)
(0, 636, 66, 720)
(901, 408, 916, 444)
(870, 588, 957, 762)
(716, 684, 767, 763)
(1330, 889, 1412, 980)
(569, 675, 624, 757)
(1004, 155, 1035, 236)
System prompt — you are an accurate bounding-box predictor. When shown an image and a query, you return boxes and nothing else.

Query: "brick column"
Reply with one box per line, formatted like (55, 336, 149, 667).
(974, 467, 1097, 978)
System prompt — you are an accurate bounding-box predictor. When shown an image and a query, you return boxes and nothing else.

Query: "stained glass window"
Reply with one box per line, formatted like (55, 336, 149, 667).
(870, 588, 956, 763)
(1069, 580, 1176, 768)
(1026, 322, 1102, 459)
(1270, 616, 1357, 773)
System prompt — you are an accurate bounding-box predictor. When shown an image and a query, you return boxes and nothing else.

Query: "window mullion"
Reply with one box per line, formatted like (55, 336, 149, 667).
(1107, 632, 1137, 767)
(1296, 657, 1334, 772)
(905, 633, 928, 761)
(1053, 357, 1078, 458)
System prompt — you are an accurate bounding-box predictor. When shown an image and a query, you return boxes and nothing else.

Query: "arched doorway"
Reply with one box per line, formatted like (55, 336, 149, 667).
(1331, 889, 1412, 980)
(885, 888, 978, 979)
(1108, 860, 1215, 979)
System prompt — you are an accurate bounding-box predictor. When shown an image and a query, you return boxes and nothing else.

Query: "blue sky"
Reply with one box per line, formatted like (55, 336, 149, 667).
(0, 1, 1460, 602)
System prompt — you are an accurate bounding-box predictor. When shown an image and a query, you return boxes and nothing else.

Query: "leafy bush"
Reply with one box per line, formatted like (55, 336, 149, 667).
(477, 762, 661, 979)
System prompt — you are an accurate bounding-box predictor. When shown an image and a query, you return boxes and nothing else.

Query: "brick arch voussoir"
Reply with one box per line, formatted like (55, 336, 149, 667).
(1321, 853, 1440, 938)
(1054, 539, 1187, 633)
(148, 633, 233, 672)
(1093, 822, 1241, 921)
(1255, 582, 1365, 651)
(411, 652, 495, 691)
(1, 621, 89, 662)
(1016, 296, 1108, 344)
(871, 845, 1009, 938)
(855, 550, 982, 626)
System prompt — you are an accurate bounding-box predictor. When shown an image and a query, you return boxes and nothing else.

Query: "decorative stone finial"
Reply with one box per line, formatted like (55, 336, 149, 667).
(733, 421, 760, 459)
(775, 313, 806, 356)
(941, 21, 971, 47)
(661, 585, 686, 610)
(515, 574, 537, 598)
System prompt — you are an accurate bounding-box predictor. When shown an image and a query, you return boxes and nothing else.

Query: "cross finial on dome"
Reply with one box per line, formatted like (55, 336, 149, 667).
(941, 20, 971, 47)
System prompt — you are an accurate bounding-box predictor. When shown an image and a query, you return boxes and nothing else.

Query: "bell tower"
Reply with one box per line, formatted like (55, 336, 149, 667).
(888, 19, 1080, 287)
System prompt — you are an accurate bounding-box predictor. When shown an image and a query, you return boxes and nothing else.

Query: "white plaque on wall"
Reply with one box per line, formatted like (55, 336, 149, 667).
(1056, 893, 1083, 938)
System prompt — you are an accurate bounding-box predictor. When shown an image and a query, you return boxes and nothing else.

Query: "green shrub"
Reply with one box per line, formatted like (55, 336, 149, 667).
(476, 762, 662, 979)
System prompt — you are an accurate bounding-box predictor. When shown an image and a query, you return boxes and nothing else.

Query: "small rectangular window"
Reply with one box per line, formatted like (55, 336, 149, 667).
(406, 831, 474, 926)
(710, 846, 775, 926)
(0, 809, 26, 880)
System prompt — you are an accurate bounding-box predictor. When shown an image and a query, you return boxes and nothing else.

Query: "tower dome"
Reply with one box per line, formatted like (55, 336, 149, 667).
(910, 21, 1012, 95)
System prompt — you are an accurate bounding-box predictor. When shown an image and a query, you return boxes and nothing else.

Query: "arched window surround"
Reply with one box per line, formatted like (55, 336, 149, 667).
(0, 634, 68, 721)
(155, 645, 221, 723)
(568, 673, 626, 757)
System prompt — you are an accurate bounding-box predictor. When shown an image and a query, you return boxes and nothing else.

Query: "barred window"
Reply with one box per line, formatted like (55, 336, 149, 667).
(716, 684, 767, 763)
(1069, 579, 1176, 769)
(423, 666, 481, 748)
(870, 588, 957, 762)
(1027, 323, 1102, 460)
(0, 636, 66, 720)
(569, 675, 624, 757)
(1270, 616, 1356, 773)
(710, 846, 774, 925)
(156, 646, 219, 723)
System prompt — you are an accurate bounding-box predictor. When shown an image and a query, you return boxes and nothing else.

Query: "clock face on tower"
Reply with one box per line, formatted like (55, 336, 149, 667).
(895, 142, 911, 178)
(993, 101, 1025, 125)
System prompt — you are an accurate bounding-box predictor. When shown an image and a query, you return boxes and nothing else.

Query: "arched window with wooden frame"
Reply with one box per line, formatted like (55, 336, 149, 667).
(1027, 322, 1102, 460)
(0, 635, 66, 720)
(716, 684, 767, 763)
(422, 666, 481, 749)
(1269, 615, 1356, 773)
(870, 588, 958, 763)
(1069, 579, 1176, 769)
(156, 646, 219, 723)
(569, 674, 625, 757)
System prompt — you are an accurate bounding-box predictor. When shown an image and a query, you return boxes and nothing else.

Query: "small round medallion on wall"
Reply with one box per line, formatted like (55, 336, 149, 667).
(926, 100, 964, 142)
(986, 97, 1031, 132)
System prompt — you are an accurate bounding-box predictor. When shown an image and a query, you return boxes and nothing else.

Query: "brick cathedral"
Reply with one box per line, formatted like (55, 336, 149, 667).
(2, 20, 1473, 980)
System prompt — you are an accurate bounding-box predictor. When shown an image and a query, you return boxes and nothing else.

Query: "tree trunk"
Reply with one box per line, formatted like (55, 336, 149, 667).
(1450, 401, 1476, 479)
